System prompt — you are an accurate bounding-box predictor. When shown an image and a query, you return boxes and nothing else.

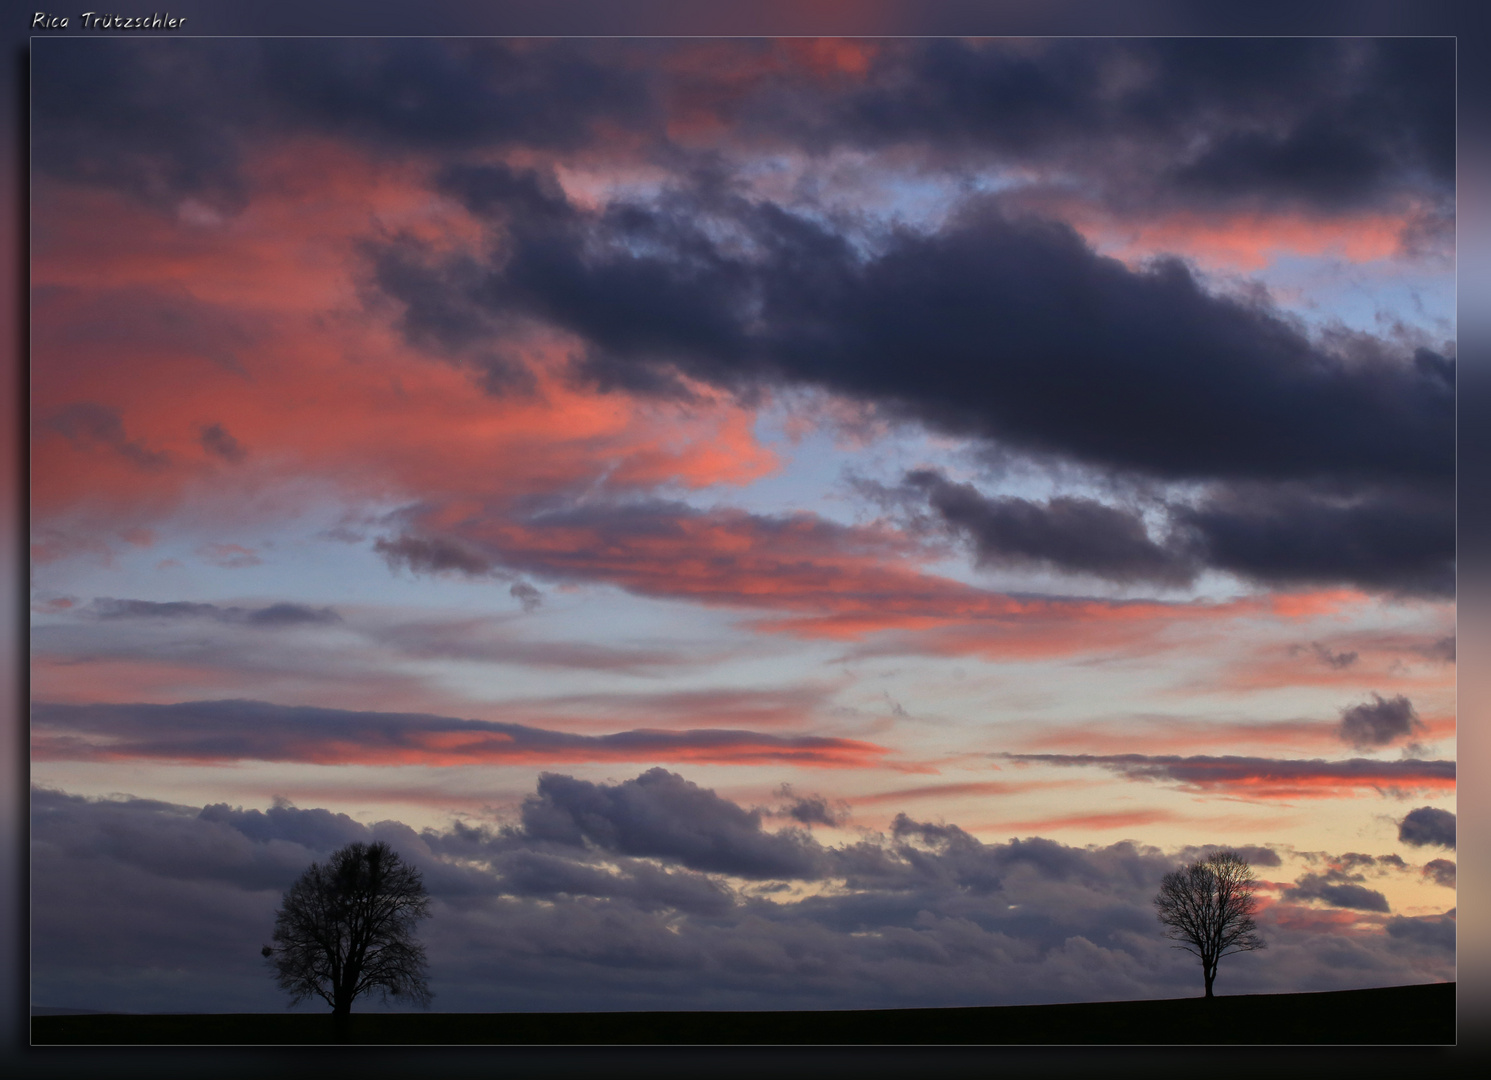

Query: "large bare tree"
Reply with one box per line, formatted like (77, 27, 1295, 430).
(262, 841, 433, 1033)
(1154, 849, 1265, 998)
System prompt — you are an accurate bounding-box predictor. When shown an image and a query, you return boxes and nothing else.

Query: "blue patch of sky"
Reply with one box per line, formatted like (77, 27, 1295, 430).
(731, 150, 1026, 255)
(1245, 254, 1455, 343)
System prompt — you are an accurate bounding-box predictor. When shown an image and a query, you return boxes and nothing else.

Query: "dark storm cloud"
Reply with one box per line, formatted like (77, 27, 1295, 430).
(1003, 753, 1455, 797)
(518, 769, 827, 880)
(1337, 694, 1425, 750)
(47, 403, 170, 471)
(389, 175, 1452, 488)
(1172, 485, 1455, 598)
(377, 156, 1456, 601)
(896, 469, 1452, 597)
(350, 50, 1450, 603)
(1158, 39, 1454, 210)
(1421, 859, 1455, 889)
(31, 775, 1453, 1016)
(30, 699, 885, 769)
(259, 39, 656, 152)
(903, 470, 1192, 586)
(821, 38, 1453, 213)
(1283, 870, 1391, 913)
(1170, 122, 1391, 209)
(1397, 807, 1455, 849)
(31, 38, 657, 209)
(434, 161, 575, 226)
(33, 39, 1451, 218)
(88, 597, 341, 627)
(31, 39, 258, 211)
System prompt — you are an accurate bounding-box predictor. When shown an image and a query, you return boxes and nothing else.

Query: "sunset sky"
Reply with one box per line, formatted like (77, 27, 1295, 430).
(29, 36, 1456, 1015)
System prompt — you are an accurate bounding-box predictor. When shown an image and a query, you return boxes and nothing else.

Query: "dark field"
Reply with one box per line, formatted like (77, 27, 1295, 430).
(32, 982, 1453, 1045)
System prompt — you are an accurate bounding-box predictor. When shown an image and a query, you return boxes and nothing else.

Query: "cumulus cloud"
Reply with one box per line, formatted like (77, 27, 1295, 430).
(1283, 870, 1391, 913)
(1174, 844, 1282, 869)
(903, 470, 1193, 587)
(1421, 859, 1455, 889)
(1337, 694, 1425, 750)
(518, 769, 828, 880)
(1335, 853, 1380, 874)
(1397, 807, 1455, 849)
(30, 774, 1455, 1016)
(1385, 912, 1455, 953)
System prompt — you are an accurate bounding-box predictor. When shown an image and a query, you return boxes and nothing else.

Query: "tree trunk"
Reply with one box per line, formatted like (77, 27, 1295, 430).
(331, 998, 352, 1043)
(1203, 965, 1215, 998)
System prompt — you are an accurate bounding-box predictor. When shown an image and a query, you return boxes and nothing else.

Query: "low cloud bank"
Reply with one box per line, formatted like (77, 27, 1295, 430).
(31, 773, 1453, 1014)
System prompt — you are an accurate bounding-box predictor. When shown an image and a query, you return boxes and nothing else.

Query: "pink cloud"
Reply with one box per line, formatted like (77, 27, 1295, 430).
(31, 698, 892, 770)
(1004, 752, 1455, 801)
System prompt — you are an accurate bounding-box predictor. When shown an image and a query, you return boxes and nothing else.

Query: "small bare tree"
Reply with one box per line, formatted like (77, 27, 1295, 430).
(1154, 849, 1265, 998)
(262, 841, 432, 1034)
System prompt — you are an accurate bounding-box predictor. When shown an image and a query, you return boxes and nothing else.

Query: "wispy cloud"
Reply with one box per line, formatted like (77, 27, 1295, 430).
(1002, 753, 1454, 800)
(31, 699, 890, 769)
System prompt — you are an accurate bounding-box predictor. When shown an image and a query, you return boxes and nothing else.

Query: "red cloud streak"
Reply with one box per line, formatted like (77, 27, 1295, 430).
(390, 504, 1362, 658)
(31, 699, 889, 769)
(1003, 753, 1455, 800)
(1017, 713, 1456, 756)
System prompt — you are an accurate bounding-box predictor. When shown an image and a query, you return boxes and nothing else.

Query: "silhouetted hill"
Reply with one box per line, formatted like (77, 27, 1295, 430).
(31, 981, 1453, 1045)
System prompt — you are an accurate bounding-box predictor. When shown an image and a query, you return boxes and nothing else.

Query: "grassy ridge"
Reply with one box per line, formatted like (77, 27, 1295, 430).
(32, 981, 1453, 1045)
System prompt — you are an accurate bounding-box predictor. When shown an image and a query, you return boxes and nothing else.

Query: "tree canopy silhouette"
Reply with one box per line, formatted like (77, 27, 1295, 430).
(262, 841, 432, 1028)
(1154, 849, 1265, 998)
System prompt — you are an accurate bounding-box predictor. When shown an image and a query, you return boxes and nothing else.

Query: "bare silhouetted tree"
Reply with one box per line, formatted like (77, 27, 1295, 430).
(262, 841, 432, 1033)
(1154, 849, 1265, 998)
